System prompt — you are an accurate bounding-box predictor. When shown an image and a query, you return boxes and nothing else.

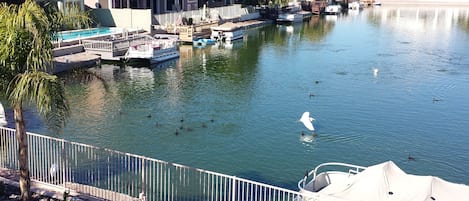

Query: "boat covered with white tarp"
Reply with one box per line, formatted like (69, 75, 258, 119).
(298, 161, 469, 201)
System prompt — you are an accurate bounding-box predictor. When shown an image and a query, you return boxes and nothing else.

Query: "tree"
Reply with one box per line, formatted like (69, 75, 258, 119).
(41, 0, 92, 32)
(0, 0, 70, 200)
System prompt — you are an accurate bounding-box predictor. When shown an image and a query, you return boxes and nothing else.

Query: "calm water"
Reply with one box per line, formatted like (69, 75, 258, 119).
(7, 7, 469, 189)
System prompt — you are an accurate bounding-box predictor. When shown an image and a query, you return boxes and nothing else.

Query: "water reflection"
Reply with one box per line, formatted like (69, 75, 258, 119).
(302, 16, 335, 42)
(299, 131, 317, 143)
(369, 6, 469, 32)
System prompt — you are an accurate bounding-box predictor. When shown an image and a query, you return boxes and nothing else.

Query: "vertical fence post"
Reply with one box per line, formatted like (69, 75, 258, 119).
(231, 176, 236, 201)
(141, 157, 146, 201)
(62, 139, 66, 189)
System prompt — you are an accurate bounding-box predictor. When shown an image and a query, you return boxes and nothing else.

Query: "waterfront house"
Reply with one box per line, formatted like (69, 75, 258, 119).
(87, 0, 254, 32)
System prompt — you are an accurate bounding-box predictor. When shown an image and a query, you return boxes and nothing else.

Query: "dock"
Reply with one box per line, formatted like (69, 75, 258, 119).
(229, 19, 272, 30)
(165, 19, 271, 43)
(52, 44, 101, 74)
(49, 19, 272, 73)
(53, 52, 100, 74)
(165, 21, 218, 43)
(81, 34, 156, 61)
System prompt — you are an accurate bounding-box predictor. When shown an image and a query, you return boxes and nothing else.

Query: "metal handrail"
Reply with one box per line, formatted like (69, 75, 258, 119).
(298, 162, 367, 191)
(1, 127, 305, 201)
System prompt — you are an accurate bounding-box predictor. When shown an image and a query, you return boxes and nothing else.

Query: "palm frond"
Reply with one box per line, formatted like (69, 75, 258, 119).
(0, 0, 53, 72)
(8, 71, 70, 129)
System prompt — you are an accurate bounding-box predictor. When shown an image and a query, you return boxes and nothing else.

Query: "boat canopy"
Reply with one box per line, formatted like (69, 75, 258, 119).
(314, 161, 469, 201)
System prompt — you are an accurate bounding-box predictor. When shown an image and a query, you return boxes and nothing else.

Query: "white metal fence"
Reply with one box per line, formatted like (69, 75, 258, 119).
(0, 127, 306, 201)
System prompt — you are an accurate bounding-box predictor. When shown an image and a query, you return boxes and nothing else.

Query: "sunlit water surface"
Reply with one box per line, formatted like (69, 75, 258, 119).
(5, 7, 469, 189)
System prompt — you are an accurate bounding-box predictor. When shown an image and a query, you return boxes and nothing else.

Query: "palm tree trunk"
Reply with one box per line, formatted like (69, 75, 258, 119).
(14, 105, 31, 201)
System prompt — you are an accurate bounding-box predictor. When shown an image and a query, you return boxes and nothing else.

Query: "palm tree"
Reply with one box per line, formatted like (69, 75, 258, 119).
(0, 0, 70, 200)
(42, 0, 92, 32)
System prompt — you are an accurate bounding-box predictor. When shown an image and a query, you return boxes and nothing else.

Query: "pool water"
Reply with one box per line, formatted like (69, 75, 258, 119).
(58, 27, 113, 41)
(10, 7, 469, 190)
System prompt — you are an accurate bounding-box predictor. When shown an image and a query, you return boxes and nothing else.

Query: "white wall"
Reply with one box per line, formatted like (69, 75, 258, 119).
(93, 9, 153, 32)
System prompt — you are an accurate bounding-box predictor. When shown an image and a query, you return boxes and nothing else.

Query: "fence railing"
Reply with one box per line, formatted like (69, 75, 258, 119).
(0, 127, 307, 201)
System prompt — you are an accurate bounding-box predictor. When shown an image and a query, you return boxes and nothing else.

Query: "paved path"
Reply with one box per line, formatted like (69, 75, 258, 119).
(0, 168, 139, 201)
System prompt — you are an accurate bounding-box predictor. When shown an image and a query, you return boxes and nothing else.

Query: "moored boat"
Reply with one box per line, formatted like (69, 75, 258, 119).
(211, 22, 244, 42)
(193, 38, 217, 47)
(277, 13, 304, 24)
(323, 4, 342, 15)
(348, 1, 363, 10)
(298, 161, 469, 200)
(124, 35, 179, 64)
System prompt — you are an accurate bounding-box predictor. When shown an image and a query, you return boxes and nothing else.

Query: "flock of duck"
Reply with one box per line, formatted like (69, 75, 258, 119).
(146, 114, 215, 136)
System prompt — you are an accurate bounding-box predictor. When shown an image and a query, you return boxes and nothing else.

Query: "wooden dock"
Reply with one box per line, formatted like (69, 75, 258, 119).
(53, 52, 100, 74)
(165, 21, 218, 43)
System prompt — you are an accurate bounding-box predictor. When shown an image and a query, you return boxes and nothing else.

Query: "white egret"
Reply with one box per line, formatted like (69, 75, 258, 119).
(299, 112, 315, 131)
(373, 68, 379, 77)
(50, 163, 58, 178)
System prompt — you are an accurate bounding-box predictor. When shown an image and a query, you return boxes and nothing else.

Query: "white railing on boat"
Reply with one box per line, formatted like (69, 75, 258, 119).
(0, 127, 306, 201)
(298, 162, 367, 192)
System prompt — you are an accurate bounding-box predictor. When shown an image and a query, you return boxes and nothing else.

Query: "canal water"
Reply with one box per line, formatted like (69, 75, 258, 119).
(7, 7, 469, 189)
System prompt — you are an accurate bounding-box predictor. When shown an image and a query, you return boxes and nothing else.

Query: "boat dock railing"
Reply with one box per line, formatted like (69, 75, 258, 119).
(0, 127, 307, 201)
(82, 34, 155, 61)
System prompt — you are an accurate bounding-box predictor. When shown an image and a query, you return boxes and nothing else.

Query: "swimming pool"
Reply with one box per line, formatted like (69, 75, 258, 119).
(57, 27, 117, 41)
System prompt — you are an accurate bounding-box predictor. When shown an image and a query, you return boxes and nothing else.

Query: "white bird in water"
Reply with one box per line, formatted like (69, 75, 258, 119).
(373, 68, 379, 77)
(299, 112, 315, 131)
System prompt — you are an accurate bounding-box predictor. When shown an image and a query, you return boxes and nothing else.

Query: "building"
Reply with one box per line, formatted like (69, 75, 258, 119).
(86, 0, 235, 14)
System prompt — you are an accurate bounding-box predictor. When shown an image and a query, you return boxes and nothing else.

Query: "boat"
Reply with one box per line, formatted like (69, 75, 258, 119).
(276, 2, 311, 24)
(0, 102, 7, 126)
(311, 1, 327, 15)
(193, 38, 217, 47)
(348, 1, 363, 10)
(211, 22, 244, 42)
(298, 161, 469, 201)
(277, 13, 304, 24)
(323, 4, 342, 15)
(153, 34, 179, 41)
(124, 35, 179, 64)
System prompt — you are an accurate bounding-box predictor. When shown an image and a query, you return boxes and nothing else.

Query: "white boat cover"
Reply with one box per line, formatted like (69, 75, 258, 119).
(314, 161, 469, 201)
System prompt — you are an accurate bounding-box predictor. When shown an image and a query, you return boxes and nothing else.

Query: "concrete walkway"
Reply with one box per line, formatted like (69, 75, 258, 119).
(0, 168, 107, 201)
